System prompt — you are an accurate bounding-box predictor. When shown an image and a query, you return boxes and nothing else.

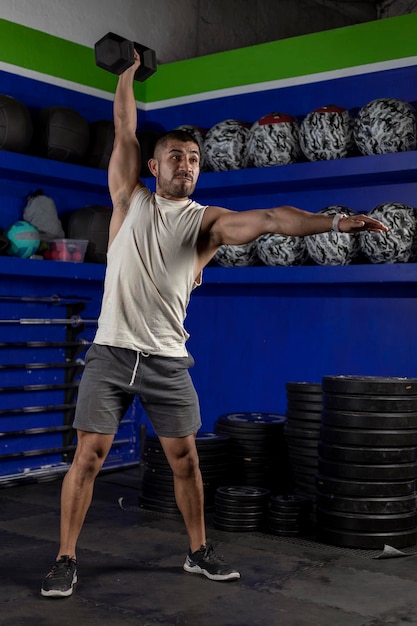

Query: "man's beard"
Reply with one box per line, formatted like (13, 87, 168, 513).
(159, 174, 196, 198)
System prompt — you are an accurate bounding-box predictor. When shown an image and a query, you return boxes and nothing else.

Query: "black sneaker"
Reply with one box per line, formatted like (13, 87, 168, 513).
(183, 544, 240, 581)
(41, 555, 78, 597)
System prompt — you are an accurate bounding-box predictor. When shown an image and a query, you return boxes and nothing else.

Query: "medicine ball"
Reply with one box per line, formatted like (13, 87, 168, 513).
(300, 104, 355, 161)
(256, 233, 308, 266)
(354, 98, 417, 156)
(6, 220, 40, 258)
(137, 130, 162, 177)
(305, 206, 361, 265)
(213, 241, 258, 267)
(67, 205, 112, 263)
(85, 120, 114, 169)
(203, 119, 250, 171)
(247, 112, 301, 167)
(0, 94, 33, 153)
(33, 106, 90, 163)
(360, 202, 417, 264)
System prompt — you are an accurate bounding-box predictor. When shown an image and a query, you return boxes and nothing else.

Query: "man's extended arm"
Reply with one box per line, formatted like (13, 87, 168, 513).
(196, 204, 387, 269)
(108, 50, 144, 247)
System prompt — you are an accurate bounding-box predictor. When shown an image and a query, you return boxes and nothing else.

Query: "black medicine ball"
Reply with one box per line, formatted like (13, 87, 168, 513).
(137, 129, 161, 177)
(85, 119, 115, 169)
(33, 106, 90, 163)
(0, 94, 33, 153)
(67, 205, 112, 264)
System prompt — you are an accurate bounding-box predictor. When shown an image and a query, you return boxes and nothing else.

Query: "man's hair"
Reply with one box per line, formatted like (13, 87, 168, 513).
(153, 130, 200, 158)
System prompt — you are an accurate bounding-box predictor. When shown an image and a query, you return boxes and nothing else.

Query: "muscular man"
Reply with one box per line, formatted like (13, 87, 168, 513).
(41, 51, 387, 597)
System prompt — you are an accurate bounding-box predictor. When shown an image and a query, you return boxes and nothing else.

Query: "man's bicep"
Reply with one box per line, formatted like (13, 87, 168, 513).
(108, 134, 142, 201)
(207, 208, 269, 246)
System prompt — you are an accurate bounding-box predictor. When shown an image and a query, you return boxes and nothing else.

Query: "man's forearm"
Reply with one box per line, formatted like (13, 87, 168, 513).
(113, 67, 138, 134)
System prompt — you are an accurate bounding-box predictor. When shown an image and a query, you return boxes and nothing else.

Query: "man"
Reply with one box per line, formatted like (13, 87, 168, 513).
(41, 51, 387, 597)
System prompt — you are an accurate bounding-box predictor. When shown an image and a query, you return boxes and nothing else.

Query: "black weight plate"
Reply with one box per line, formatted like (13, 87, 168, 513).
(292, 466, 318, 480)
(317, 508, 417, 532)
(316, 493, 416, 515)
(214, 509, 265, 522)
(269, 516, 310, 529)
(216, 413, 286, 426)
(320, 426, 417, 447)
(285, 419, 321, 432)
(318, 457, 417, 481)
(267, 519, 308, 531)
(287, 400, 323, 413)
(196, 432, 231, 444)
(318, 442, 417, 464)
(286, 437, 318, 449)
(215, 485, 270, 501)
(323, 393, 417, 413)
(286, 382, 322, 394)
(288, 454, 319, 469)
(286, 392, 323, 405)
(294, 485, 317, 499)
(322, 375, 417, 396)
(285, 427, 320, 441)
(213, 519, 261, 532)
(270, 494, 313, 509)
(318, 526, 417, 550)
(321, 408, 417, 430)
(214, 501, 266, 514)
(268, 526, 309, 537)
(287, 444, 318, 458)
(316, 474, 416, 497)
(286, 409, 323, 422)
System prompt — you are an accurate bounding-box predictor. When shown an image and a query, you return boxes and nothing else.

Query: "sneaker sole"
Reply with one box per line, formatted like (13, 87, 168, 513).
(183, 563, 240, 581)
(40, 574, 77, 597)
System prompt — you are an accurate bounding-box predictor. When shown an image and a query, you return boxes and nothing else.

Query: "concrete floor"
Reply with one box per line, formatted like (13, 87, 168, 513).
(2, 468, 417, 626)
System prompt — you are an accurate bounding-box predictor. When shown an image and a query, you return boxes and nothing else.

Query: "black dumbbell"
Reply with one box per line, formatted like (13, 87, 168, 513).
(94, 32, 157, 82)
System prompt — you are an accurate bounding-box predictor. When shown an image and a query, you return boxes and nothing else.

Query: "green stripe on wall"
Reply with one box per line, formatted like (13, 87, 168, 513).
(146, 13, 417, 102)
(0, 13, 416, 103)
(0, 19, 147, 100)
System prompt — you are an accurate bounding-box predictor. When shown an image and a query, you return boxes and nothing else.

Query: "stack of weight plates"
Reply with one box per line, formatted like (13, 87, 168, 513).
(284, 382, 323, 499)
(317, 375, 417, 549)
(213, 485, 270, 532)
(214, 412, 288, 492)
(268, 494, 313, 536)
(139, 432, 230, 515)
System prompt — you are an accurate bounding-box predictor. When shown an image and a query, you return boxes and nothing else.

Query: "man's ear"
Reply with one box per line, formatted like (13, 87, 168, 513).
(148, 158, 158, 178)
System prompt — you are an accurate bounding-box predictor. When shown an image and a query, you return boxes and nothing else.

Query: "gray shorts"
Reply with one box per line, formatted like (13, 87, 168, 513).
(73, 344, 201, 438)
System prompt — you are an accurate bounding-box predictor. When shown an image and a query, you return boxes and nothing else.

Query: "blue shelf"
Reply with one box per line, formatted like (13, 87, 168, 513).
(203, 263, 417, 284)
(1, 149, 416, 197)
(193, 151, 417, 198)
(0, 256, 105, 281)
(0, 150, 108, 193)
(1, 256, 417, 285)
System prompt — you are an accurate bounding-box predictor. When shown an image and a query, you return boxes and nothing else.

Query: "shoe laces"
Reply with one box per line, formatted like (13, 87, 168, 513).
(201, 544, 224, 563)
(49, 555, 76, 576)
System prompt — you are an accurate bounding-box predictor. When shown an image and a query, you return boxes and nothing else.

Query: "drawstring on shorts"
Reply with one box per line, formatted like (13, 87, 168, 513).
(128, 351, 149, 386)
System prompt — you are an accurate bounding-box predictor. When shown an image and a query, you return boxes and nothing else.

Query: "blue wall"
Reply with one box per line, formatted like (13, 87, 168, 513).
(1, 59, 417, 478)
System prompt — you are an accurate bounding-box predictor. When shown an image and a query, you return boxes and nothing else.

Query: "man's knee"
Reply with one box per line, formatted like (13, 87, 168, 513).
(160, 436, 199, 478)
(72, 431, 115, 477)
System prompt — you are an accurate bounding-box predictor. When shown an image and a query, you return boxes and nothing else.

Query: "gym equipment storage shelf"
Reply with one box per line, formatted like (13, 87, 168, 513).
(1, 148, 417, 288)
(0, 147, 416, 201)
(1, 256, 417, 288)
(194, 150, 417, 198)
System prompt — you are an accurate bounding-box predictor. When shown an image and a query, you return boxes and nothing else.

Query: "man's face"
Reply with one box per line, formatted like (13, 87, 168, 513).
(149, 140, 200, 200)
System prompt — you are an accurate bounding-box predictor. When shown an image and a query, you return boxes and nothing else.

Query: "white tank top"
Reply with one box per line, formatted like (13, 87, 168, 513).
(94, 187, 207, 357)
